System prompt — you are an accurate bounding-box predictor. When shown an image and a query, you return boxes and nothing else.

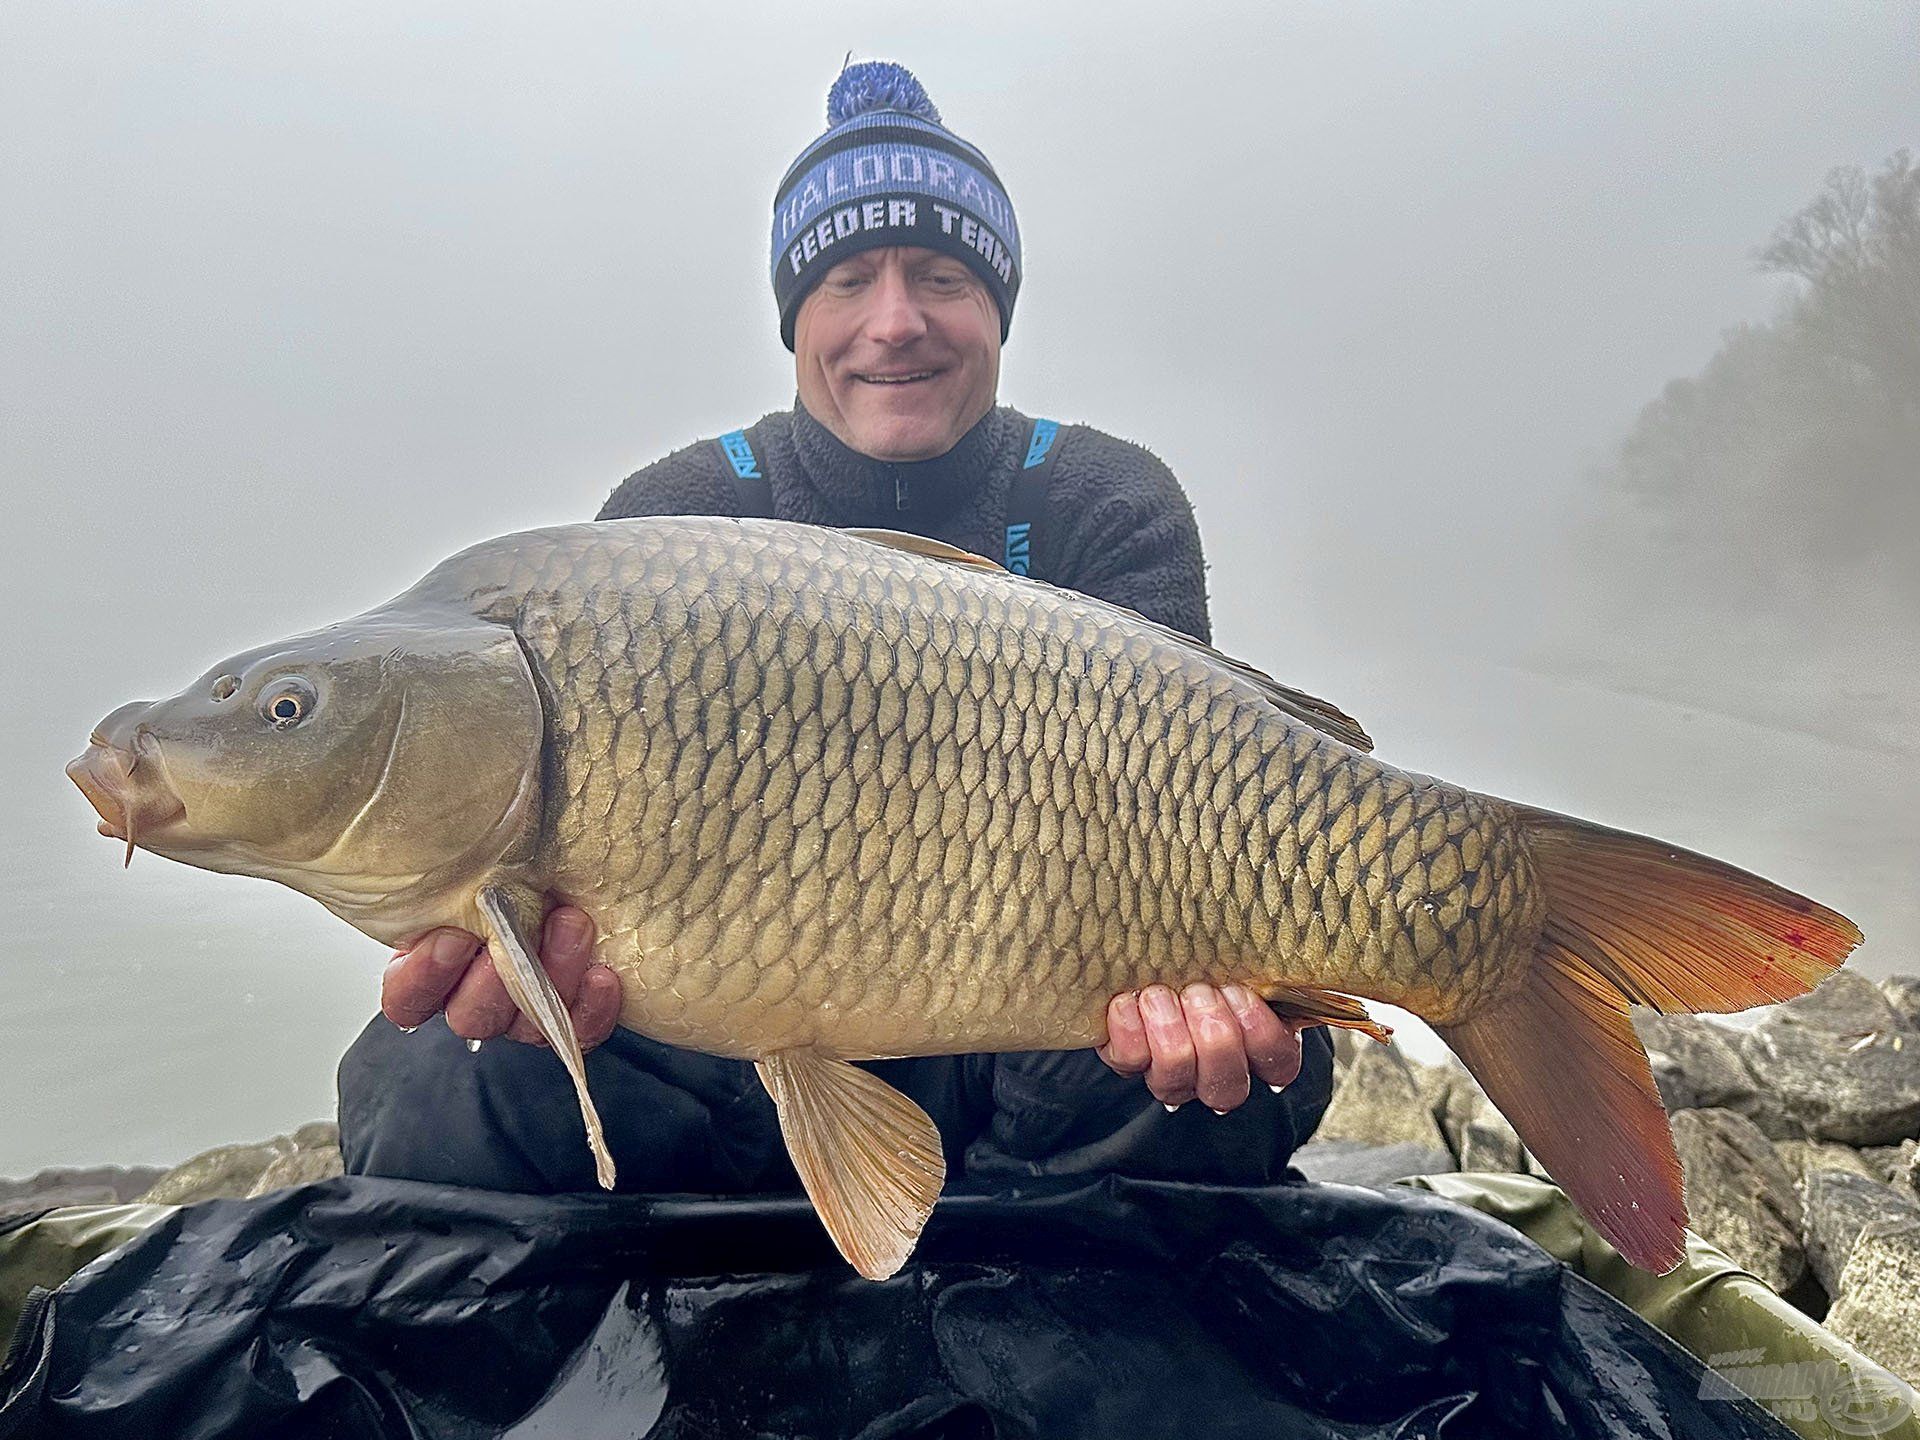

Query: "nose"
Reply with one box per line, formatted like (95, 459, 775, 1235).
(91, 699, 153, 750)
(862, 266, 928, 348)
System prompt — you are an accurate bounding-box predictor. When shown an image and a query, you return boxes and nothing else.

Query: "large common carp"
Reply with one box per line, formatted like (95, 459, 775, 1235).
(68, 517, 1860, 1279)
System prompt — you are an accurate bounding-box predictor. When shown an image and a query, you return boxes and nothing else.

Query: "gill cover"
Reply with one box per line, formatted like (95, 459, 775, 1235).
(87, 605, 544, 936)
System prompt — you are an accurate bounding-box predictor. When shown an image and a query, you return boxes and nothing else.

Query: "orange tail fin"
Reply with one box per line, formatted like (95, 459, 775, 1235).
(1435, 808, 1860, 1274)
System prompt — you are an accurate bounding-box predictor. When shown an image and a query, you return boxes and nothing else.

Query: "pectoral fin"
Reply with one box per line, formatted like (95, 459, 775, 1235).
(477, 885, 616, 1189)
(756, 1050, 946, 1281)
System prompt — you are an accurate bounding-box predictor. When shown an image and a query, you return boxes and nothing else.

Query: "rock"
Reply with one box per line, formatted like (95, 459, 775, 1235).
(1425, 1067, 1526, 1173)
(1879, 975, 1920, 1032)
(1824, 1222, 1920, 1386)
(286, 1120, 341, 1152)
(1859, 1143, 1912, 1187)
(1781, 971, 1910, 1036)
(1801, 1169, 1920, 1295)
(1456, 1116, 1527, 1174)
(1291, 1140, 1456, 1187)
(247, 1140, 344, 1197)
(1328, 1027, 1366, 1071)
(1316, 1042, 1452, 1154)
(139, 1122, 341, 1206)
(1775, 1139, 1884, 1187)
(1632, 1012, 1756, 1113)
(0, 1165, 168, 1224)
(1736, 974, 1920, 1145)
(1870, 1139, 1920, 1197)
(1411, 1057, 1471, 1121)
(138, 1143, 281, 1205)
(1669, 1108, 1805, 1295)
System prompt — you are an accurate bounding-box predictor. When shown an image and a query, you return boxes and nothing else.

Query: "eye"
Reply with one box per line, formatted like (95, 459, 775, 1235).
(211, 674, 239, 701)
(260, 679, 317, 730)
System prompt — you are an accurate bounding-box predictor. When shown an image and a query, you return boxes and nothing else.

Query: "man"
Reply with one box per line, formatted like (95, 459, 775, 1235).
(338, 61, 1333, 1200)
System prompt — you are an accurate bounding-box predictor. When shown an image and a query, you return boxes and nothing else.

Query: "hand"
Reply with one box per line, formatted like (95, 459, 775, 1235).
(1097, 983, 1306, 1113)
(381, 905, 622, 1052)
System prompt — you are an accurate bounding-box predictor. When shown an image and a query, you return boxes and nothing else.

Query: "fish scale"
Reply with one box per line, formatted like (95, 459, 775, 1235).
(443, 518, 1530, 1058)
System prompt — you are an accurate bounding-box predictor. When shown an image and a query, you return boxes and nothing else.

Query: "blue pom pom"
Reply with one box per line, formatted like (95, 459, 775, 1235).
(826, 61, 941, 127)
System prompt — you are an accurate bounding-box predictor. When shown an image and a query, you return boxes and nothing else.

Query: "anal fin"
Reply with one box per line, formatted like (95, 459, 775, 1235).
(756, 1050, 947, 1281)
(1252, 983, 1395, 1044)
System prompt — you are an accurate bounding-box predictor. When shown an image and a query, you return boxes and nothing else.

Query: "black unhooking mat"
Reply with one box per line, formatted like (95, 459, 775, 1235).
(0, 1173, 1793, 1440)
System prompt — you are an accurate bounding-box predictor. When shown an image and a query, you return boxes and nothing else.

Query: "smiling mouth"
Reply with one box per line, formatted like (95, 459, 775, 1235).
(855, 371, 939, 385)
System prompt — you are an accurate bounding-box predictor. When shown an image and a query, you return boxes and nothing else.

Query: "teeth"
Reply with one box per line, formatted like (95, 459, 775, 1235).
(859, 373, 933, 383)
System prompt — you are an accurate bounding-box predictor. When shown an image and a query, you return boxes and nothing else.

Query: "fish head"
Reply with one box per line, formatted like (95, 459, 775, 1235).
(67, 606, 543, 941)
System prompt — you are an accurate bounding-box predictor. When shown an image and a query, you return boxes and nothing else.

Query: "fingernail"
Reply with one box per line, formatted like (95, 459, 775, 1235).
(1268, 1083, 1287, 1094)
(429, 931, 475, 968)
(1209, 1108, 1229, 1116)
(397, 1024, 419, 1035)
(1141, 988, 1179, 1022)
(1221, 984, 1255, 1014)
(1162, 1102, 1180, 1113)
(1187, 983, 1219, 1007)
(551, 910, 591, 952)
(465, 1037, 483, 1053)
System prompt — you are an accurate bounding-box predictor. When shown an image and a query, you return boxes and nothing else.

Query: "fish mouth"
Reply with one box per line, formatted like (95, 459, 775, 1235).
(67, 736, 186, 866)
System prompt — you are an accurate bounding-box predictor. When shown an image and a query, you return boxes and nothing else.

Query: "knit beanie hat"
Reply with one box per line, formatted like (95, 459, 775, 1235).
(770, 61, 1021, 350)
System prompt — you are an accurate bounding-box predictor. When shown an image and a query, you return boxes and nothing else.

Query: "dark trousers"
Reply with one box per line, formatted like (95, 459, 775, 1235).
(337, 1016, 1334, 1196)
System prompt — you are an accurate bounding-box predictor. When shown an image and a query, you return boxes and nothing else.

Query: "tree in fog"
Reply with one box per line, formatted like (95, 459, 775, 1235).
(1604, 150, 1919, 603)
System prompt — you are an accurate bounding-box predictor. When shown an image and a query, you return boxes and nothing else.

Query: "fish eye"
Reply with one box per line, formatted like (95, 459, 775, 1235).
(260, 679, 316, 730)
(211, 674, 239, 701)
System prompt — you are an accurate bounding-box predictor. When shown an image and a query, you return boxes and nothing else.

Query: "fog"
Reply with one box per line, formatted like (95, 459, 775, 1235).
(3, 2, 1916, 1175)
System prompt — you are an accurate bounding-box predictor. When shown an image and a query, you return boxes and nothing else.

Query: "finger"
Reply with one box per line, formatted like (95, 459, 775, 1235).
(1138, 985, 1197, 1107)
(382, 929, 481, 1030)
(531, 908, 596, 1015)
(443, 951, 519, 1041)
(513, 964, 620, 1049)
(1096, 992, 1152, 1075)
(543, 906, 596, 967)
(498, 908, 595, 1044)
(1222, 986, 1306, 1090)
(1182, 983, 1252, 1113)
(571, 966, 622, 1052)
(504, 1011, 548, 1046)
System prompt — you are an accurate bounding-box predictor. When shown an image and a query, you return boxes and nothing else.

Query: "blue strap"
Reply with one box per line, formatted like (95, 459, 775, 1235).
(715, 428, 773, 517)
(1004, 417, 1062, 575)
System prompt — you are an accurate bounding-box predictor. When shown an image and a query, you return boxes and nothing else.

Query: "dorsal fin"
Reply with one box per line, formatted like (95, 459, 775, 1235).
(844, 527, 1006, 575)
(842, 527, 1373, 753)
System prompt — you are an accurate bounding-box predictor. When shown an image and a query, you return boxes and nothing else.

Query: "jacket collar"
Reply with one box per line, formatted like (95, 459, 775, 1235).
(787, 398, 1007, 524)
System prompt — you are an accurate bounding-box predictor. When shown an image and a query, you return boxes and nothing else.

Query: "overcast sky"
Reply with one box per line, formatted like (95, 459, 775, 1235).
(3, 2, 1915, 1172)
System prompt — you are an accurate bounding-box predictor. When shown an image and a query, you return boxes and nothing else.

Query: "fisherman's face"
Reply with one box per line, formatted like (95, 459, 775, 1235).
(794, 246, 1001, 463)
